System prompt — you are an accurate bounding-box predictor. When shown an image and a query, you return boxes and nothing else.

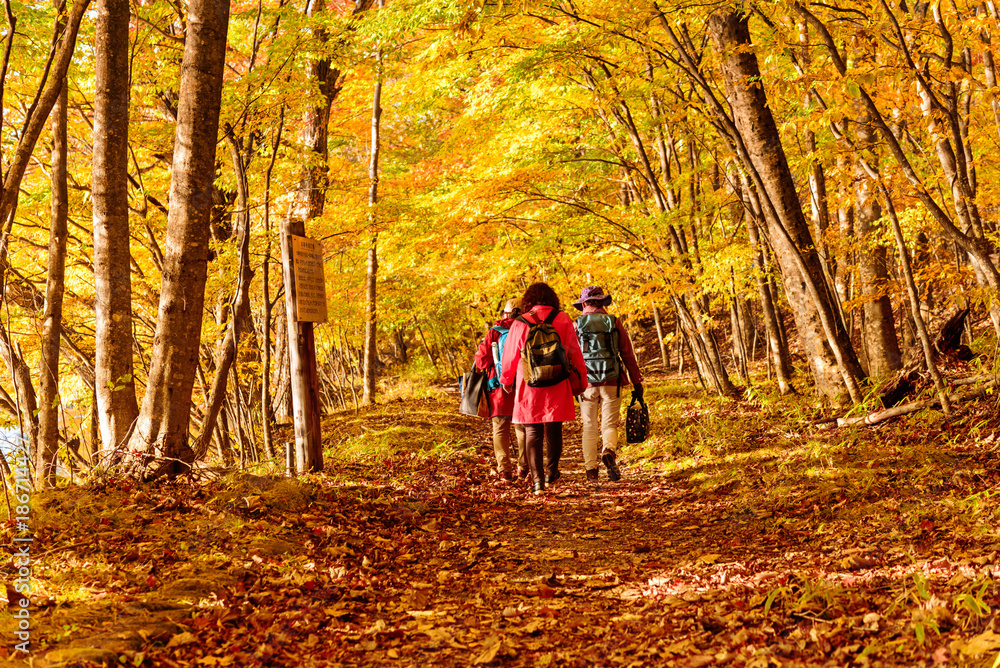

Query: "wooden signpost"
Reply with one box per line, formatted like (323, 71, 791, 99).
(280, 221, 325, 474)
(291, 235, 328, 323)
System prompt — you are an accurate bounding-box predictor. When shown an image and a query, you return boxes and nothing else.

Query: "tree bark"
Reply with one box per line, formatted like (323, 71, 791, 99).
(277, 0, 355, 469)
(126, 0, 230, 477)
(0, 0, 89, 226)
(260, 109, 283, 460)
(362, 235, 378, 404)
(35, 5, 69, 488)
(798, 22, 833, 281)
(741, 177, 794, 393)
(0, 329, 36, 456)
(670, 294, 732, 395)
(599, 81, 733, 395)
(880, 182, 951, 417)
(652, 300, 668, 369)
(854, 106, 902, 377)
(362, 26, 383, 406)
(93, 0, 139, 458)
(729, 282, 749, 384)
(0, 0, 88, 467)
(281, 219, 323, 473)
(271, 303, 292, 420)
(191, 131, 254, 461)
(707, 9, 864, 405)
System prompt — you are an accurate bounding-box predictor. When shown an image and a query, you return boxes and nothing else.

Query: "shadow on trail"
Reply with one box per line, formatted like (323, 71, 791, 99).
(16, 391, 1000, 667)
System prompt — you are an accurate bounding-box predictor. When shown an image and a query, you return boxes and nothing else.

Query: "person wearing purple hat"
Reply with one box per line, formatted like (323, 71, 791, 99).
(573, 286, 643, 482)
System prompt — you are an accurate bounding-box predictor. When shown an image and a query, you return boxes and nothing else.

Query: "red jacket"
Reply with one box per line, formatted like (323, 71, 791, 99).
(474, 316, 517, 418)
(498, 306, 586, 425)
(576, 304, 642, 389)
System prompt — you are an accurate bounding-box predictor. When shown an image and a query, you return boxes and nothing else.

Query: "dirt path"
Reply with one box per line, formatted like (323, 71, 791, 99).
(7, 393, 1000, 667)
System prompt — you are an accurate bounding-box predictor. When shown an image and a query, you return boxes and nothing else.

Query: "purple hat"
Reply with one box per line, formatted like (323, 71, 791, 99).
(573, 286, 613, 311)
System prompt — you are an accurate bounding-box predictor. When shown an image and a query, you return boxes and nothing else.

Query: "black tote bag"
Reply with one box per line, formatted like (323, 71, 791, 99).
(625, 396, 649, 443)
(459, 367, 490, 417)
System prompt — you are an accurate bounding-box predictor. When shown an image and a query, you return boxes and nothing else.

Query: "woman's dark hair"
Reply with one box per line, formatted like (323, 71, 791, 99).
(521, 282, 560, 312)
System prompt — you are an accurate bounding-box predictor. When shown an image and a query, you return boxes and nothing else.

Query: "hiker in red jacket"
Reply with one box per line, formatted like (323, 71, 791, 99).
(499, 283, 586, 495)
(474, 299, 526, 481)
(573, 286, 643, 482)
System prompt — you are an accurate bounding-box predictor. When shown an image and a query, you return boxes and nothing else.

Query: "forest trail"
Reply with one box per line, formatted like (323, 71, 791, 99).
(6, 382, 1000, 667)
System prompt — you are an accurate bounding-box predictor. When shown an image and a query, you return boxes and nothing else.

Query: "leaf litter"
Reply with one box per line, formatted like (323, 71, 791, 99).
(2, 372, 1000, 667)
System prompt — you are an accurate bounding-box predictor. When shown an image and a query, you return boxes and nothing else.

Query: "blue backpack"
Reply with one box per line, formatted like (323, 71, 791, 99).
(487, 326, 509, 390)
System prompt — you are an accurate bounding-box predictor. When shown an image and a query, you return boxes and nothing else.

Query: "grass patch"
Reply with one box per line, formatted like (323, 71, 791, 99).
(320, 396, 475, 463)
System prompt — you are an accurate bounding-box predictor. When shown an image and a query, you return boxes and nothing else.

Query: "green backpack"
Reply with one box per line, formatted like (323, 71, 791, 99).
(516, 309, 570, 387)
(576, 313, 621, 385)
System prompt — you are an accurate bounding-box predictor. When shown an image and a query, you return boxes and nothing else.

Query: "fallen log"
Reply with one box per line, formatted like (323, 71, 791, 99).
(831, 379, 999, 428)
(951, 374, 1000, 387)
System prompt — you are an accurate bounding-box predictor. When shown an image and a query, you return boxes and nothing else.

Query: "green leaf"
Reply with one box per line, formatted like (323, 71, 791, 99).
(763, 587, 784, 615)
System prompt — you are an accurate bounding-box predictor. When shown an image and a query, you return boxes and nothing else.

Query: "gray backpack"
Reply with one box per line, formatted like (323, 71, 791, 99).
(576, 314, 621, 385)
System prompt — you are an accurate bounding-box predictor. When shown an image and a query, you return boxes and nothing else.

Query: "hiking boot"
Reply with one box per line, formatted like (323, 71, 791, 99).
(532, 481, 545, 495)
(517, 467, 529, 480)
(501, 470, 514, 482)
(602, 450, 621, 482)
(585, 468, 599, 481)
(545, 469, 561, 485)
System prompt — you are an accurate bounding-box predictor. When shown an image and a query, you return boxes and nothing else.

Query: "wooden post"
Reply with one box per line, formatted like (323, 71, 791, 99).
(280, 219, 325, 474)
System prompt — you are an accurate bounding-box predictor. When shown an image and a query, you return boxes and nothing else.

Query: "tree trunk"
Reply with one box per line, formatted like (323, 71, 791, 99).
(799, 22, 833, 280)
(271, 303, 292, 420)
(833, 150, 853, 308)
(281, 218, 323, 473)
(919, 78, 1000, 336)
(126, 0, 230, 477)
(260, 110, 282, 461)
(742, 180, 794, 393)
(0, 0, 89, 226)
(393, 328, 408, 364)
(652, 300, 669, 369)
(880, 182, 951, 417)
(362, 33, 383, 406)
(191, 131, 254, 460)
(275, 0, 351, 471)
(35, 13, 69, 488)
(708, 9, 864, 405)
(362, 237, 378, 404)
(855, 107, 902, 377)
(0, 0, 87, 472)
(671, 294, 733, 396)
(93, 0, 139, 458)
(729, 291, 749, 383)
(0, 330, 36, 456)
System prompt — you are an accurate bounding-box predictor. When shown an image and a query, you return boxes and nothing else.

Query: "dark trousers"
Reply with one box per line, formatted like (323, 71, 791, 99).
(523, 422, 563, 486)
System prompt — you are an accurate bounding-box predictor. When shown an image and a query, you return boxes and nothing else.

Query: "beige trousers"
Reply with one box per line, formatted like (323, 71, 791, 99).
(580, 385, 622, 470)
(492, 417, 526, 473)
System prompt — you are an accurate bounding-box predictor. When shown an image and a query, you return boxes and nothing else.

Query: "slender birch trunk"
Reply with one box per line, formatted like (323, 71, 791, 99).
(362, 12, 383, 405)
(36, 9, 68, 487)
